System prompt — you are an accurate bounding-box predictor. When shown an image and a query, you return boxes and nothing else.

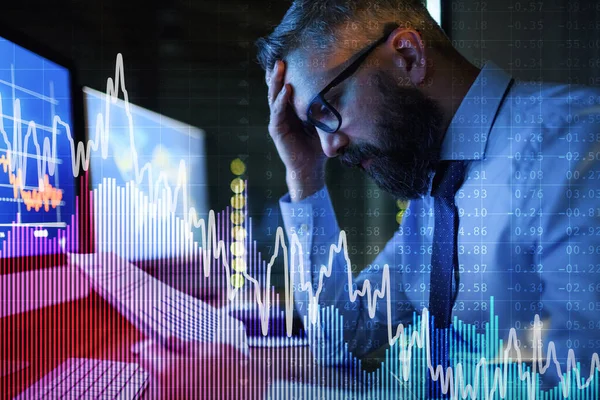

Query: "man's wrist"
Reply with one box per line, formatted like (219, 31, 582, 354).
(286, 168, 325, 202)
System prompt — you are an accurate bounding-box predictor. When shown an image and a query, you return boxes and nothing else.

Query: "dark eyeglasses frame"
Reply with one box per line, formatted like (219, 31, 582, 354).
(305, 22, 401, 134)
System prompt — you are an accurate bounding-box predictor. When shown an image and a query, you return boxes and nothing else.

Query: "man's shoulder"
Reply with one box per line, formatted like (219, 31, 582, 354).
(480, 80, 600, 203)
(502, 80, 600, 122)
(486, 80, 600, 155)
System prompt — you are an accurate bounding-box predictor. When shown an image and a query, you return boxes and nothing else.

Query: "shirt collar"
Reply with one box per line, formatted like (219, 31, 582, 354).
(439, 61, 513, 161)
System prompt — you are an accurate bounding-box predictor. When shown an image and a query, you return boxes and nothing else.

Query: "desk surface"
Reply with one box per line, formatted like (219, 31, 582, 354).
(1, 292, 360, 399)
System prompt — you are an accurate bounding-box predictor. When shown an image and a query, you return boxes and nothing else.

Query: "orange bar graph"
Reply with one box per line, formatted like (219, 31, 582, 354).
(0, 153, 63, 212)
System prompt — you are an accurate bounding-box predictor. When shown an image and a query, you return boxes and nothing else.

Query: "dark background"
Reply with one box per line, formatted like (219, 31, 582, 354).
(1, 0, 599, 280)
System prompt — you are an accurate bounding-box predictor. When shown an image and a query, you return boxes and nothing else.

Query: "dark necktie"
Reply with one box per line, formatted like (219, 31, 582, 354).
(428, 160, 467, 399)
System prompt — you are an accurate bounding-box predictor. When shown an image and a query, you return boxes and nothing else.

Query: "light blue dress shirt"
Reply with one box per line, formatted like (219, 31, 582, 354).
(279, 61, 600, 386)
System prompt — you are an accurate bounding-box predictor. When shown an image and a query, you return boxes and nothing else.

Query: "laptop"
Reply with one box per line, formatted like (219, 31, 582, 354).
(83, 86, 223, 295)
(79, 84, 251, 351)
(0, 26, 152, 399)
(0, 26, 88, 320)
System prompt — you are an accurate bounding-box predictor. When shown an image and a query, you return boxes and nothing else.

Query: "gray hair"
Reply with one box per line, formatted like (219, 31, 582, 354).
(255, 0, 451, 71)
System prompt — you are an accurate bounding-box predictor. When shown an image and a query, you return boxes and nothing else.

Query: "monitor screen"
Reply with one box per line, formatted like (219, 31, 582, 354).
(427, 0, 442, 25)
(0, 34, 77, 258)
(84, 87, 209, 261)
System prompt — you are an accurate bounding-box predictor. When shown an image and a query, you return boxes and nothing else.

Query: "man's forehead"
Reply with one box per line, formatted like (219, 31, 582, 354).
(284, 49, 350, 119)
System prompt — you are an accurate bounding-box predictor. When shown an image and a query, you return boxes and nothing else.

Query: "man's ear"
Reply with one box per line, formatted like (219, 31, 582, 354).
(389, 28, 426, 85)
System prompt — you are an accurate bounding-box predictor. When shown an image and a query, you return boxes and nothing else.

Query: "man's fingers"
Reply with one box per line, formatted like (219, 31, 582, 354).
(268, 83, 293, 136)
(267, 60, 296, 138)
(272, 83, 290, 113)
(268, 60, 285, 107)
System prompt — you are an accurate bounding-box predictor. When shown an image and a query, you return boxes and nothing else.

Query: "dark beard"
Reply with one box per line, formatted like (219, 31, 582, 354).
(339, 70, 444, 200)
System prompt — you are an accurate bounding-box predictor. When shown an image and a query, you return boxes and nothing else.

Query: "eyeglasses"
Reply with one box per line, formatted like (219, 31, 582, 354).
(305, 22, 400, 134)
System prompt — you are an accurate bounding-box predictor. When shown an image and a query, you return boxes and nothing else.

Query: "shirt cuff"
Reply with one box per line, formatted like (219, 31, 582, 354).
(279, 186, 340, 243)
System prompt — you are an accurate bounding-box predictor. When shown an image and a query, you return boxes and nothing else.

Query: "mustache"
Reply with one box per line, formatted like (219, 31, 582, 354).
(339, 143, 383, 168)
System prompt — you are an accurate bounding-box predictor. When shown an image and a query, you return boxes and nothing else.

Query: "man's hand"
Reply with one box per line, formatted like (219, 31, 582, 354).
(266, 60, 327, 201)
(137, 339, 264, 399)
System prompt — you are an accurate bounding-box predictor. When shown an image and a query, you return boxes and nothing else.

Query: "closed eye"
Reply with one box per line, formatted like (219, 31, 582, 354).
(326, 88, 343, 107)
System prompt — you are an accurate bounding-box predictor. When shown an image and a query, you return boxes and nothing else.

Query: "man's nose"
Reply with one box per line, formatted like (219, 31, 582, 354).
(318, 130, 349, 158)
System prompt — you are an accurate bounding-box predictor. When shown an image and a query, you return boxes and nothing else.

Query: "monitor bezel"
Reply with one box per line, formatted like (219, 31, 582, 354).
(0, 25, 88, 275)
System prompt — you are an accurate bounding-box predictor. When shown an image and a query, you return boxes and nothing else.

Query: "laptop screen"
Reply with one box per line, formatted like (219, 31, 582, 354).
(84, 86, 209, 261)
(0, 34, 78, 258)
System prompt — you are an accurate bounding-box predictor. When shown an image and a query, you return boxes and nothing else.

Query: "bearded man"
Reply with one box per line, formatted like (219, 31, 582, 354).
(256, 0, 600, 394)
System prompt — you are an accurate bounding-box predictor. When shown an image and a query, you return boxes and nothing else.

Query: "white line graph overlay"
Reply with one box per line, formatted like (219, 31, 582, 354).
(1, 52, 598, 398)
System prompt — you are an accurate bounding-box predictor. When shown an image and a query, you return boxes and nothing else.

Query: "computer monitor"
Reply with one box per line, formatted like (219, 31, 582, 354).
(0, 29, 80, 261)
(84, 86, 209, 261)
(427, 0, 442, 26)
